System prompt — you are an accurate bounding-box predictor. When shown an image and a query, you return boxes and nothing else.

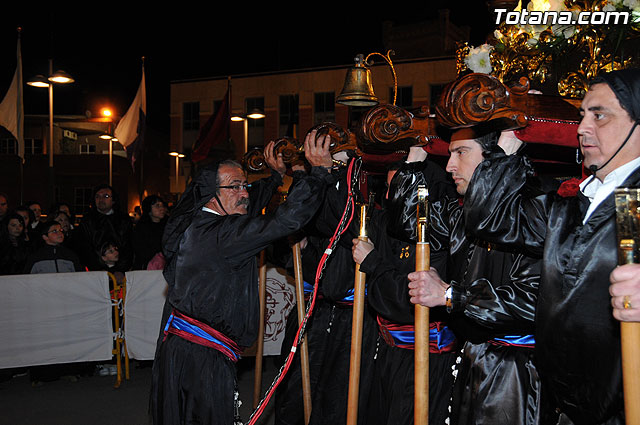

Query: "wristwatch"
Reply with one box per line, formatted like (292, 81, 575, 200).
(445, 285, 453, 313)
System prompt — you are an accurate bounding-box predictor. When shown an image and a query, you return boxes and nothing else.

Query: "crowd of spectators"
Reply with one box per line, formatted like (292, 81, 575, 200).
(0, 187, 169, 278)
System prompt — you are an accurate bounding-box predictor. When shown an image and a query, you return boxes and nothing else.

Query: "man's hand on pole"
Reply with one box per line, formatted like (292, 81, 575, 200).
(408, 268, 449, 307)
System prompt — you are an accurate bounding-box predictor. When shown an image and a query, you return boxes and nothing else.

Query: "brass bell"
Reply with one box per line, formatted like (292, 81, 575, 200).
(336, 54, 379, 107)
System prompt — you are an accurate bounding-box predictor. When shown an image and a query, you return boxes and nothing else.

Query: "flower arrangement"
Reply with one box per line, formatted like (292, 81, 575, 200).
(456, 0, 640, 98)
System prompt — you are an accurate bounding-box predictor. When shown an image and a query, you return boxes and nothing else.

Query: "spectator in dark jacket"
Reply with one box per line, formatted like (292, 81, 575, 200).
(14, 205, 39, 246)
(132, 195, 168, 270)
(0, 213, 32, 275)
(75, 185, 133, 281)
(24, 221, 84, 274)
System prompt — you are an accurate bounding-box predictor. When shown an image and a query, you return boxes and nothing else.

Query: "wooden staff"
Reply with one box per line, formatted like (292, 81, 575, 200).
(346, 203, 369, 425)
(614, 188, 640, 425)
(292, 241, 313, 424)
(253, 249, 268, 408)
(414, 185, 430, 425)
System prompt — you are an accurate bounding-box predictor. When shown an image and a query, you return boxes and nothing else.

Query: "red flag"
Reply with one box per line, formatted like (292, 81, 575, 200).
(192, 87, 230, 163)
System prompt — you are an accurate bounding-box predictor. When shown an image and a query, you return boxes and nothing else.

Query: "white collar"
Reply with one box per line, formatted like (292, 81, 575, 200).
(580, 156, 640, 199)
(580, 156, 640, 223)
(202, 206, 221, 215)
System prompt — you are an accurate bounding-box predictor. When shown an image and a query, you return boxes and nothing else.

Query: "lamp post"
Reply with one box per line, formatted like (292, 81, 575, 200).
(27, 59, 74, 206)
(99, 108, 118, 186)
(169, 151, 185, 193)
(231, 108, 265, 154)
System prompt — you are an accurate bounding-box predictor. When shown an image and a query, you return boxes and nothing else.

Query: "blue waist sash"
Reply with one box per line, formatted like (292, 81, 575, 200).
(490, 334, 535, 348)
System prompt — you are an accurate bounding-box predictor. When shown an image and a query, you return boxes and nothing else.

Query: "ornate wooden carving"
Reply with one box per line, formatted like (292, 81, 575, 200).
(435, 72, 528, 131)
(356, 104, 437, 154)
(242, 124, 356, 172)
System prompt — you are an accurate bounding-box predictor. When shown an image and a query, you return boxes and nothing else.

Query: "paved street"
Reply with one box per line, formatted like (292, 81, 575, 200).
(0, 357, 279, 425)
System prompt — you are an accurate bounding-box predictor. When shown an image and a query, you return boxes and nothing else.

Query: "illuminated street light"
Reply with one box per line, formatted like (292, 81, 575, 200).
(26, 59, 74, 206)
(169, 151, 185, 193)
(231, 109, 265, 154)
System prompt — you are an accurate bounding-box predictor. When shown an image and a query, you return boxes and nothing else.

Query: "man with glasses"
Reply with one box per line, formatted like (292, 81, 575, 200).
(151, 133, 335, 425)
(75, 184, 134, 279)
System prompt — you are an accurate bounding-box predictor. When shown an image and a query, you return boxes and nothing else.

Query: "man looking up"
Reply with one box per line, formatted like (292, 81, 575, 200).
(463, 68, 640, 424)
(151, 133, 335, 425)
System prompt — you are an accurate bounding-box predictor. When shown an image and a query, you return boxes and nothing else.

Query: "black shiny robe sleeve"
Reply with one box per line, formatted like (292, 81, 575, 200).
(463, 152, 551, 258)
(387, 159, 539, 340)
(167, 167, 332, 347)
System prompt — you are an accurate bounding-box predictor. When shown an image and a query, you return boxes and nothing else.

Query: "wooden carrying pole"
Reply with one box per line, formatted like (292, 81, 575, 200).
(614, 188, 640, 425)
(346, 203, 369, 425)
(414, 185, 430, 425)
(292, 241, 313, 424)
(253, 250, 268, 408)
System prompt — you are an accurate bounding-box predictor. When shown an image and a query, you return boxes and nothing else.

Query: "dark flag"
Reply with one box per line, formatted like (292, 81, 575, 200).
(192, 86, 230, 163)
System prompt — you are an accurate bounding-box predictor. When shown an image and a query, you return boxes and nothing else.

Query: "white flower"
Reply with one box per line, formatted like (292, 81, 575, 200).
(465, 44, 493, 74)
(603, 2, 617, 11)
(527, 0, 568, 12)
(623, 0, 640, 9)
(494, 29, 504, 40)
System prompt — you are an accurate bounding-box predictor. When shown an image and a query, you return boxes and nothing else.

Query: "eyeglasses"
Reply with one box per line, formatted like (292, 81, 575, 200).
(47, 229, 63, 234)
(218, 184, 251, 192)
(95, 194, 112, 199)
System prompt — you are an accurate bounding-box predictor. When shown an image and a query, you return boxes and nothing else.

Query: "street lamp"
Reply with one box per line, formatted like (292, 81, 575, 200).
(231, 108, 265, 154)
(27, 59, 74, 206)
(99, 108, 118, 186)
(169, 151, 185, 193)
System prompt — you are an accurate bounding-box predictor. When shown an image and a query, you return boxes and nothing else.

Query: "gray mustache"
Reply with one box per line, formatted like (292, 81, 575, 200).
(236, 198, 250, 207)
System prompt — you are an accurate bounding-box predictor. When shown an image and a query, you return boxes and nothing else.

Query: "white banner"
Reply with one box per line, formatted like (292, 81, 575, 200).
(0, 272, 113, 369)
(123, 270, 168, 360)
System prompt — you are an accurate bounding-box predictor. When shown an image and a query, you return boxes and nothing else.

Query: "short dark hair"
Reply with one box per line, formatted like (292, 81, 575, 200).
(40, 220, 61, 236)
(98, 240, 119, 257)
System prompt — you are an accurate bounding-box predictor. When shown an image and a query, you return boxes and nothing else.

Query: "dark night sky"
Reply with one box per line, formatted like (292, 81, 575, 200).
(0, 3, 493, 136)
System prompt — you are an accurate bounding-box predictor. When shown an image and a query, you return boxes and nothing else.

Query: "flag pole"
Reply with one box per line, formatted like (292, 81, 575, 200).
(138, 57, 145, 204)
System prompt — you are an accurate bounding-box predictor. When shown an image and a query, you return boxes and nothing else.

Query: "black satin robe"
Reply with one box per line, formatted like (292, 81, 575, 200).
(361, 207, 458, 425)
(151, 167, 332, 425)
(351, 159, 459, 425)
(274, 165, 378, 425)
(387, 159, 542, 425)
(465, 152, 636, 425)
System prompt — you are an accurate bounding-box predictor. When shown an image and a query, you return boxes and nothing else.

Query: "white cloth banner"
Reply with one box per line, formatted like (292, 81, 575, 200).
(0, 272, 113, 369)
(123, 270, 168, 360)
(262, 266, 296, 356)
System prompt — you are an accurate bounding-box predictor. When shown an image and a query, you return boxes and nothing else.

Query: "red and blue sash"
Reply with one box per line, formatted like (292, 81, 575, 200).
(163, 309, 242, 362)
(377, 317, 457, 353)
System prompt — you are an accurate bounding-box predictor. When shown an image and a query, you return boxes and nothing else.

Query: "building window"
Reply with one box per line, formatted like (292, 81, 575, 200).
(213, 99, 225, 116)
(0, 138, 17, 154)
(391, 86, 413, 108)
(314, 92, 335, 125)
(183, 102, 200, 131)
(246, 97, 264, 149)
(429, 84, 447, 114)
(79, 144, 96, 154)
(279, 94, 299, 137)
(25, 138, 43, 155)
(74, 187, 94, 216)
